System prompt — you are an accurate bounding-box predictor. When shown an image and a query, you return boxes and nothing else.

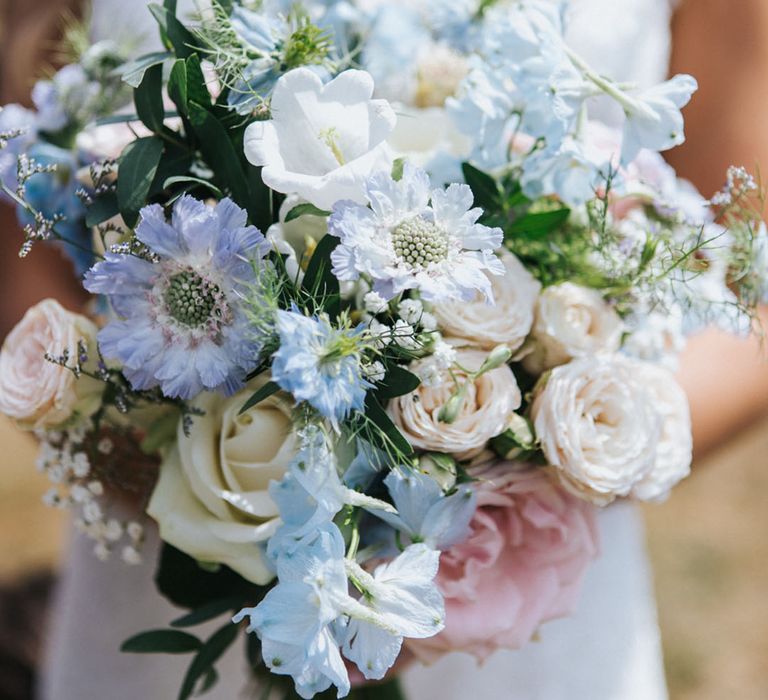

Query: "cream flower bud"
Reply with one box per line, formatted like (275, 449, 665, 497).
(523, 283, 623, 375)
(389, 349, 521, 460)
(0, 300, 103, 430)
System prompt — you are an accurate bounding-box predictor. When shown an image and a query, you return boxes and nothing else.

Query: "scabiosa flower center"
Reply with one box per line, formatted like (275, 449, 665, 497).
(163, 269, 225, 328)
(391, 216, 449, 269)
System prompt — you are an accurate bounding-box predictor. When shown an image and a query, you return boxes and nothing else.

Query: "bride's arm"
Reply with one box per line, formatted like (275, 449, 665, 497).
(670, 0, 768, 455)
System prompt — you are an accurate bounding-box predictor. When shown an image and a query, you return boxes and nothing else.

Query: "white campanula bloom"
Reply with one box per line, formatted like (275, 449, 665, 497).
(271, 309, 373, 427)
(243, 68, 397, 209)
(621, 74, 698, 165)
(371, 469, 477, 550)
(83, 197, 271, 399)
(329, 163, 504, 303)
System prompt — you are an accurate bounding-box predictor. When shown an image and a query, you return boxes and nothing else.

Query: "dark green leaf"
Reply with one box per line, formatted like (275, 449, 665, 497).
(375, 365, 421, 400)
(116, 51, 172, 89)
(349, 679, 407, 700)
(184, 55, 211, 109)
(95, 111, 179, 126)
(178, 623, 239, 700)
(363, 395, 414, 458)
(149, 4, 197, 59)
(462, 162, 501, 210)
(85, 191, 119, 227)
(155, 544, 255, 610)
(238, 381, 280, 415)
(506, 208, 570, 238)
(164, 0, 177, 13)
(149, 143, 194, 198)
(121, 629, 201, 654)
(284, 203, 331, 223)
(198, 667, 219, 695)
(167, 60, 188, 116)
(164, 176, 223, 198)
(134, 63, 165, 133)
(187, 101, 251, 207)
(172, 597, 244, 628)
(301, 234, 340, 315)
(117, 136, 164, 228)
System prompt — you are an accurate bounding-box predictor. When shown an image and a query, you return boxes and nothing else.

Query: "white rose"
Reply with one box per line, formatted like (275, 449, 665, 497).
(389, 348, 521, 460)
(147, 376, 299, 584)
(244, 68, 396, 210)
(523, 282, 623, 374)
(0, 300, 102, 430)
(630, 363, 692, 502)
(531, 355, 662, 505)
(431, 250, 541, 352)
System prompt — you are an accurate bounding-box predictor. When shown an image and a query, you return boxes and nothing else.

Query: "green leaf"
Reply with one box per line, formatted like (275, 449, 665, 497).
(117, 136, 164, 229)
(284, 202, 331, 223)
(85, 191, 119, 227)
(363, 395, 414, 458)
(167, 60, 188, 116)
(391, 157, 406, 182)
(134, 63, 165, 133)
(178, 623, 239, 700)
(140, 408, 181, 454)
(376, 365, 421, 400)
(171, 597, 244, 628)
(155, 544, 255, 610)
(164, 0, 177, 13)
(301, 234, 340, 315)
(462, 162, 501, 210)
(506, 208, 570, 238)
(149, 4, 198, 59)
(348, 679, 407, 700)
(163, 176, 223, 198)
(116, 51, 172, 89)
(150, 143, 194, 198)
(238, 381, 280, 415)
(121, 629, 202, 654)
(187, 101, 251, 207)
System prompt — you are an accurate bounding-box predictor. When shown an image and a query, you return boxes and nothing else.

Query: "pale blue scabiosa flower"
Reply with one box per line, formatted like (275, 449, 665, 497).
(372, 469, 476, 551)
(235, 525, 353, 699)
(620, 74, 698, 165)
(84, 196, 270, 399)
(271, 309, 372, 426)
(342, 544, 445, 681)
(329, 163, 504, 303)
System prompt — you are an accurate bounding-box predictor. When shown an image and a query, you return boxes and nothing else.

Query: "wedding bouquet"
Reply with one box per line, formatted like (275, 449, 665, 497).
(0, 1, 766, 698)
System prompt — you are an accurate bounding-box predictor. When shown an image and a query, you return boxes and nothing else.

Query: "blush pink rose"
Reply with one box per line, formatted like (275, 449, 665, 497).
(407, 464, 600, 663)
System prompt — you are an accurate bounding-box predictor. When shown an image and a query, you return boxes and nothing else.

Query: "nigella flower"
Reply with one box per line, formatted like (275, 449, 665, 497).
(328, 162, 504, 304)
(271, 310, 372, 426)
(84, 196, 271, 399)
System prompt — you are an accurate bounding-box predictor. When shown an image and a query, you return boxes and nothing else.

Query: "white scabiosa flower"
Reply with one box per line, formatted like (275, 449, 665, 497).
(329, 162, 504, 303)
(243, 68, 397, 209)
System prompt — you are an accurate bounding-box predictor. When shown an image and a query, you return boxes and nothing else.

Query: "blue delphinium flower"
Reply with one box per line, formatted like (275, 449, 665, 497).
(271, 310, 372, 427)
(234, 524, 353, 700)
(372, 468, 477, 550)
(84, 196, 271, 399)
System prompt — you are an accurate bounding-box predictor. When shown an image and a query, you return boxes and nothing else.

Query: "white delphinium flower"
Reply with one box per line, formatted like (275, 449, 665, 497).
(363, 361, 387, 384)
(329, 162, 504, 303)
(244, 68, 397, 209)
(364, 291, 389, 314)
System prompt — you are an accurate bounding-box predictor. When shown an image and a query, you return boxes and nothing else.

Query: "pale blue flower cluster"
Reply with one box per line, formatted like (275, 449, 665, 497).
(271, 310, 372, 427)
(447, 0, 698, 204)
(236, 424, 454, 698)
(84, 197, 271, 399)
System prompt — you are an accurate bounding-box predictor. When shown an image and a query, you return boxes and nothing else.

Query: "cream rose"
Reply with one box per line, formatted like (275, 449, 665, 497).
(147, 377, 299, 584)
(523, 283, 623, 374)
(0, 300, 102, 430)
(531, 355, 662, 505)
(630, 363, 692, 502)
(431, 250, 541, 352)
(389, 349, 521, 460)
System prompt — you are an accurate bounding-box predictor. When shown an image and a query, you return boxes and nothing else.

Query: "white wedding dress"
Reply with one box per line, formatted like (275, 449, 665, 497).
(41, 1, 673, 698)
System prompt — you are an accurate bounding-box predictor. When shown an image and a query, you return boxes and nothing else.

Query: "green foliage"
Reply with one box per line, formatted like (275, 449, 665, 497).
(121, 629, 202, 654)
(284, 202, 331, 223)
(300, 234, 341, 316)
(134, 63, 166, 133)
(238, 380, 280, 415)
(117, 51, 173, 89)
(117, 137, 164, 228)
(374, 365, 421, 400)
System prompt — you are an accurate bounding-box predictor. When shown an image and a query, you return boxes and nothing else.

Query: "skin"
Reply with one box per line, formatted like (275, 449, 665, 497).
(669, 0, 768, 456)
